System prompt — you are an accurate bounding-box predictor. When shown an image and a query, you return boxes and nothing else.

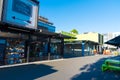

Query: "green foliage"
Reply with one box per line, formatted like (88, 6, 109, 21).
(61, 31, 76, 37)
(70, 29, 78, 34)
(61, 31, 76, 42)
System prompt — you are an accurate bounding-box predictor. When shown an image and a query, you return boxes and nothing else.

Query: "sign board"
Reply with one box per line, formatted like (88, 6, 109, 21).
(0, 0, 39, 29)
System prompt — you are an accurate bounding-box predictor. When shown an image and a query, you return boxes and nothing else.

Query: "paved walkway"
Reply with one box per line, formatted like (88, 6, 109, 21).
(0, 55, 120, 80)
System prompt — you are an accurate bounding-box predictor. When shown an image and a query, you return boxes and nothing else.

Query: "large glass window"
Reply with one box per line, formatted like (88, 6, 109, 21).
(50, 38, 62, 60)
(29, 36, 49, 62)
(5, 39, 26, 65)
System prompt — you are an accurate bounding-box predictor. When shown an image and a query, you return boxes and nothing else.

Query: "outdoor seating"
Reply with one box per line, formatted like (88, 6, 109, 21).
(102, 59, 120, 71)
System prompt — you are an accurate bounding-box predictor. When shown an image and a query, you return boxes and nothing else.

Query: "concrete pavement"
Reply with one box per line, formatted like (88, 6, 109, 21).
(0, 55, 120, 80)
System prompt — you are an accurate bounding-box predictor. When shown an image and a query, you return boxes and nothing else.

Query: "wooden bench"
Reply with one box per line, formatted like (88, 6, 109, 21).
(102, 59, 120, 71)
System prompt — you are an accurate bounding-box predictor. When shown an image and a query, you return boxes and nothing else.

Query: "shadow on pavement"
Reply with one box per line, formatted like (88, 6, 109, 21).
(0, 64, 58, 80)
(71, 56, 120, 80)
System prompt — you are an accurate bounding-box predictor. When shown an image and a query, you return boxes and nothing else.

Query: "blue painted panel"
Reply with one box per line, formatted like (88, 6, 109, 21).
(3, 0, 38, 29)
(82, 42, 85, 56)
(38, 21, 56, 32)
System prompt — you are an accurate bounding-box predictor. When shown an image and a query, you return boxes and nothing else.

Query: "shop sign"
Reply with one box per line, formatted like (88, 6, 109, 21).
(0, 0, 39, 29)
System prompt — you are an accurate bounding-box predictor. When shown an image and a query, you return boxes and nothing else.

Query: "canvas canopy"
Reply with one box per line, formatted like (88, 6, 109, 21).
(105, 35, 120, 46)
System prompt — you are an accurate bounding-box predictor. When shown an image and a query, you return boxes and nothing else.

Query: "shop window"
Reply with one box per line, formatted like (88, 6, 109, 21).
(5, 39, 26, 65)
(29, 41, 48, 62)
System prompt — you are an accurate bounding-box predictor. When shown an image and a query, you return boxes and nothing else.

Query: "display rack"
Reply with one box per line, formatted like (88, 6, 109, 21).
(5, 39, 26, 64)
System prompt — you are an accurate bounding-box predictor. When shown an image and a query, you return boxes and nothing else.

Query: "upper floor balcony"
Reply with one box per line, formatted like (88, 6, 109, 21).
(38, 16, 56, 33)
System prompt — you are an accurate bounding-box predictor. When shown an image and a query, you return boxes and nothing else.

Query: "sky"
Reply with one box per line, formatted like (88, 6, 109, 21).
(39, 0, 120, 34)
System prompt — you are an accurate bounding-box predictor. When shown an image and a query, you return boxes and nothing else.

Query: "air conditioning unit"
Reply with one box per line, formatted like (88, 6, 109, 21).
(0, 0, 39, 29)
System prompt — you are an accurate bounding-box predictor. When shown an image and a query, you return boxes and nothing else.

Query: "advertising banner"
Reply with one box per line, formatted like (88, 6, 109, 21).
(2, 0, 39, 29)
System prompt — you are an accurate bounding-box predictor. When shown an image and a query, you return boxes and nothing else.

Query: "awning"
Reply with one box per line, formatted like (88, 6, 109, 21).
(0, 23, 74, 39)
(105, 35, 120, 46)
(33, 29, 76, 39)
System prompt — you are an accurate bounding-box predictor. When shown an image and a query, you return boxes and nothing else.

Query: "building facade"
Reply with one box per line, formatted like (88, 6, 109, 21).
(0, 0, 67, 66)
(38, 16, 56, 32)
(63, 32, 104, 58)
(76, 32, 104, 45)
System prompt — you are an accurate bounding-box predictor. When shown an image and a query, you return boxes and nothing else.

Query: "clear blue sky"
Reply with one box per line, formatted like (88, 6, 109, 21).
(39, 0, 120, 33)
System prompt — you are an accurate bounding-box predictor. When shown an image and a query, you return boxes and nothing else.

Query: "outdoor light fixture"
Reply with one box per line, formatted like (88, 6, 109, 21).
(39, 29, 43, 32)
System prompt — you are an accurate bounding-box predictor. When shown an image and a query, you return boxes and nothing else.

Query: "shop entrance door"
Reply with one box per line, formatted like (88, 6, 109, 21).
(29, 41, 48, 62)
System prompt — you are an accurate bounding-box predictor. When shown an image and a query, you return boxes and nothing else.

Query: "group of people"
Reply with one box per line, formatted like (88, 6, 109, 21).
(93, 48, 111, 55)
(93, 47, 120, 56)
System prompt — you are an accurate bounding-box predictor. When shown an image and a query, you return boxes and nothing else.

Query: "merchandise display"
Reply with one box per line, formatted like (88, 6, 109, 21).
(5, 39, 26, 64)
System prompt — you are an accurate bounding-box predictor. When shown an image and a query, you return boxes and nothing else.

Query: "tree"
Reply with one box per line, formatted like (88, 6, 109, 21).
(70, 29, 78, 34)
